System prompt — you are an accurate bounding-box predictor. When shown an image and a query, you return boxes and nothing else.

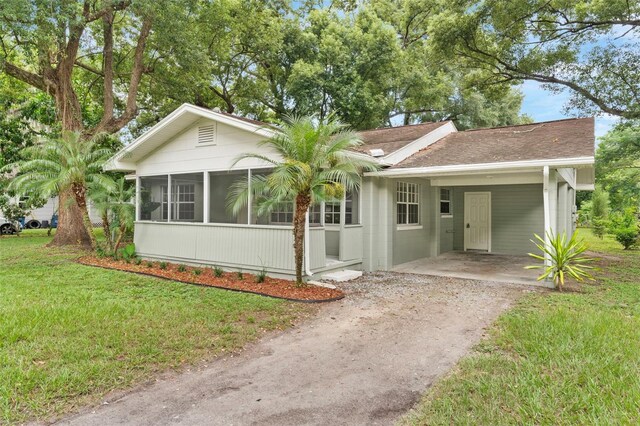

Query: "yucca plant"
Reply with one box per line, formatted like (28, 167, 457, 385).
(526, 231, 595, 290)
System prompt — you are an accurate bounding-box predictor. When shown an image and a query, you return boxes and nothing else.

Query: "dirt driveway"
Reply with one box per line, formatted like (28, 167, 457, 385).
(56, 273, 535, 426)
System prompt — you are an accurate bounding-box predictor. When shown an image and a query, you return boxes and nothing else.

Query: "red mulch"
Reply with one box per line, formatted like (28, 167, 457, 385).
(77, 256, 344, 303)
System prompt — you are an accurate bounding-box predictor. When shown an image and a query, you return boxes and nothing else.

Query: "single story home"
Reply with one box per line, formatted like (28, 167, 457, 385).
(106, 104, 595, 278)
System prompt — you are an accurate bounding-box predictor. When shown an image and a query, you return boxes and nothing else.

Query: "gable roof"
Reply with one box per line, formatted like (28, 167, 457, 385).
(352, 121, 450, 155)
(105, 103, 275, 171)
(394, 117, 595, 169)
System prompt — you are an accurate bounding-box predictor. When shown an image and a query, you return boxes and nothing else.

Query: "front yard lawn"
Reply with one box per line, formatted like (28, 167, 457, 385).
(0, 231, 307, 424)
(402, 228, 640, 425)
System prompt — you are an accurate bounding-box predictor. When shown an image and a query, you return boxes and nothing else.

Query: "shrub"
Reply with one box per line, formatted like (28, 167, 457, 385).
(146, 261, 154, 268)
(134, 257, 142, 265)
(159, 261, 167, 270)
(590, 187, 610, 239)
(526, 231, 595, 291)
(193, 268, 202, 276)
(213, 266, 224, 277)
(236, 270, 244, 280)
(256, 269, 267, 283)
(177, 264, 187, 272)
(119, 243, 137, 261)
(609, 208, 640, 250)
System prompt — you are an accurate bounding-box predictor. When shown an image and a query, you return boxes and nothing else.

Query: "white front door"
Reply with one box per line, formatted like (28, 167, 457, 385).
(464, 192, 491, 251)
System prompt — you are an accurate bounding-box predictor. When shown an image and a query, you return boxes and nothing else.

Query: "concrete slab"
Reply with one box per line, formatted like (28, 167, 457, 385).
(321, 269, 363, 282)
(392, 251, 546, 286)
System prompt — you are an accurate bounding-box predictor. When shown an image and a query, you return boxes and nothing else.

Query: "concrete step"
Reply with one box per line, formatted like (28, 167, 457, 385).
(321, 269, 362, 282)
(307, 280, 337, 289)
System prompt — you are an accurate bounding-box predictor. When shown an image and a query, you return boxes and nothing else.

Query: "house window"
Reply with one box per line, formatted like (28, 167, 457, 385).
(440, 188, 452, 216)
(325, 199, 341, 225)
(397, 182, 419, 225)
(310, 203, 322, 226)
(324, 189, 359, 225)
(270, 201, 294, 224)
(139, 175, 168, 221)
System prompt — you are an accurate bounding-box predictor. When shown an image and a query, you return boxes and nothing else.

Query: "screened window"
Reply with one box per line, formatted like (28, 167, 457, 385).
(397, 182, 419, 225)
(270, 202, 294, 224)
(139, 175, 168, 221)
(209, 170, 248, 224)
(309, 203, 322, 226)
(324, 189, 359, 225)
(440, 188, 452, 216)
(165, 173, 204, 222)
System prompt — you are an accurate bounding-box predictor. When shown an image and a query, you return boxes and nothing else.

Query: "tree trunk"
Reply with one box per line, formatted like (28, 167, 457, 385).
(102, 213, 112, 251)
(49, 189, 93, 249)
(293, 193, 311, 286)
(70, 183, 96, 250)
(114, 223, 127, 254)
(49, 73, 93, 247)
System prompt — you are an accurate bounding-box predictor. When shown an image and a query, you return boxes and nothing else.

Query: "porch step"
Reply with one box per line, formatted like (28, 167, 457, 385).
(321, 269, 363, 282)
(308, 280, 337, 290)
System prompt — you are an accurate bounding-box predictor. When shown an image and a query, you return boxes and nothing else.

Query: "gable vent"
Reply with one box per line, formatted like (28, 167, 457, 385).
(198, 124, 216, 145)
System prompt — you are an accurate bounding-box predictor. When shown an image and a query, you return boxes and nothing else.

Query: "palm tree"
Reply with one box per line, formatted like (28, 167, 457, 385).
(6, 132, 114, 249)
(88, 176, 135, 252)
(228, 115, 379, 285)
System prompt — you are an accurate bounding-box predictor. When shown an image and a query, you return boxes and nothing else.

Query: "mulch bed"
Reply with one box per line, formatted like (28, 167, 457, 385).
(77, 256, 344, 303)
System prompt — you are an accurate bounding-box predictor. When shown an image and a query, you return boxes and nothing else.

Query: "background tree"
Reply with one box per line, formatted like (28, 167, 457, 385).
(6, 132, 114, 249)
(0, 0, 198, 246)
(590, 186, 610, 239)
(430, 0, 640, 119)
(228, 116, 378, 285)
(596, 122, 640, 210)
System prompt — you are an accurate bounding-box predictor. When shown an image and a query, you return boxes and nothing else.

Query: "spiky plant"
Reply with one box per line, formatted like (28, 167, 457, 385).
(526, 231, 595, 290)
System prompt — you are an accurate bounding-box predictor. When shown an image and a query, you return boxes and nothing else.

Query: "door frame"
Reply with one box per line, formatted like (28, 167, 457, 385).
(463, 191, 491, 252)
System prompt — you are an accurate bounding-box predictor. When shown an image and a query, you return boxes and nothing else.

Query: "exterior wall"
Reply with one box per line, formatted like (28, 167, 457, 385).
(136, 118, 275, 176)
(362, 177, 394, 271)
(451, 184, 544, 255)
(392, 178, 433, 266)
(340, 225, 364, 261)
(325, 228, 339, 257)
(439, 216, 454, 253)
(134, 222, 326, 275)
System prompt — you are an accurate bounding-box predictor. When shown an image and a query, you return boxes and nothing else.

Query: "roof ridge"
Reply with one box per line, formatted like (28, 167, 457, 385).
(359, 121, 445, 133)
(462, 117, 593, 133)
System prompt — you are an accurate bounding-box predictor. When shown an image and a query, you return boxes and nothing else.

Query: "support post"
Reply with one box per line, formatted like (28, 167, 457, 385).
(304, 209, 312, 277)
(167, 175, 172, 222)
(203, 171, 210, 224)
(542, 166, 551, 267)
(135, 176, 141, 221)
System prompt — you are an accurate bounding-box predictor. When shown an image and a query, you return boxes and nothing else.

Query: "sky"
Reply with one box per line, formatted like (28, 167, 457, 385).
(519, 80, 618, 141)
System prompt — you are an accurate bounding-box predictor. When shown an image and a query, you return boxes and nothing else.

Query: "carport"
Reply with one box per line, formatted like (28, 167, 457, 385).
(392, 251, 545, 286)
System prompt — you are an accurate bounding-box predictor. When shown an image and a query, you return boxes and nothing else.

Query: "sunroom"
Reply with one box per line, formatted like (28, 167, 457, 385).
(133, 168, 364, 276)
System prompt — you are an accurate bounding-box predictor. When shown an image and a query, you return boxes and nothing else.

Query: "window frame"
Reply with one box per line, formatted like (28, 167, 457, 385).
(396, 181, 420, 227)
(440, 188, 452, 217)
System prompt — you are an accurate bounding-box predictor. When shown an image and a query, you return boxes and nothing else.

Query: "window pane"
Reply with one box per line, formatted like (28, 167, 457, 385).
(139, 175, 168, 221)
(440, 188, 450, 201)
(397, 203, 407, 225)
(170, 173, 203, 222)
(345, 188, 360, 225)
(440, 201, 451, 215)
(210, 170, 248, 224)
(408, 204, 419, 224)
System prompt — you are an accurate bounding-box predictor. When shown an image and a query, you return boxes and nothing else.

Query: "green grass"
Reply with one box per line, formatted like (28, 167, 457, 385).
(0, 230, 306, 424)
(402, 229, 640, 425)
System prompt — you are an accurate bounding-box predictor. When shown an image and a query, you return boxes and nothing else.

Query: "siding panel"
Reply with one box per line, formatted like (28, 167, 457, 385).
(452, 184, 544, 255)
(134, 222, 328, 274)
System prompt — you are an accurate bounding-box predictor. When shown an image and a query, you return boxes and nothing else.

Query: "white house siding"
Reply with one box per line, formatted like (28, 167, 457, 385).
(451, 184, 545, 255)
(136, 119, 276, 176)
(135, 222, 326, 274)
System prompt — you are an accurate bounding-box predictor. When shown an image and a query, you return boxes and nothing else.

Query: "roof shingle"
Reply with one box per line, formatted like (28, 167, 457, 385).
(352, 121, 449, 155)
(394, 117, 594, 169)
